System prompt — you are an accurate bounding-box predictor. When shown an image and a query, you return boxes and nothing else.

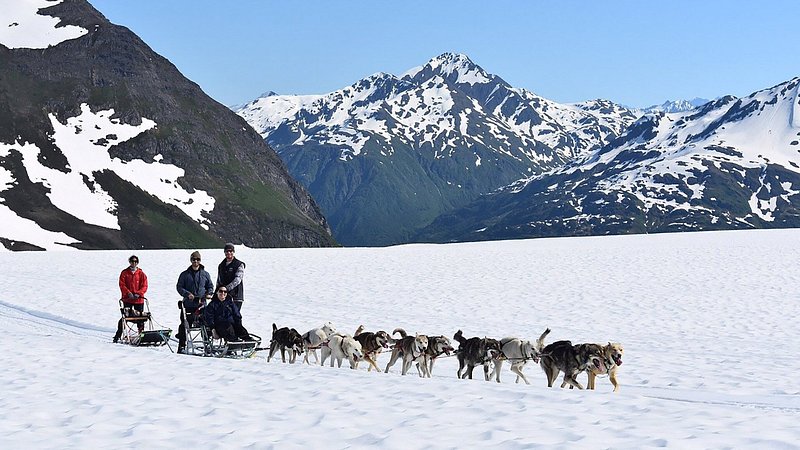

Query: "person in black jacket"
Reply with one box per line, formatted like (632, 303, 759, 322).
(204, 286, 251, 342)
(175, 251, 214, 353)
(217, 243, 246, 311)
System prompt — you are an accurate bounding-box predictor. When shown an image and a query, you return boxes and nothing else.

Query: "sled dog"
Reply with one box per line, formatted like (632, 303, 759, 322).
(301, 321, 337, 365)
(384, 328, 429, 376)
(539, 339, 606, 389)
(321, 333, 363, 369)
(418, 335, 454, 378)
(267, 323, 304, 364)
(492, 328, 550, 385)
(353, 325, 392, 372)
(586, 342, 624, 392)
(453, 330, 502, 381)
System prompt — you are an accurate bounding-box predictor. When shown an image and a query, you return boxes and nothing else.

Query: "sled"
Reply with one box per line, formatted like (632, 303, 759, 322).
(118, 299, 172, 348)
(178, 300, 260, 359)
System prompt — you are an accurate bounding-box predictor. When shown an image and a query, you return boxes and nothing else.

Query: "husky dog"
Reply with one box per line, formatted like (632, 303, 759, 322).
(453, 330, 502, 381)
(586, 342, 624, 392)
(384, 328, 429, 376)
(417, 335, 454, 378)
(267, 323, 304, 364)
(353, 325, 392, 372)
(301, 321, 337, 365)
(540, 339, 606, 389)
(321, 333, 363, 369)
(492, 328, 550, 385)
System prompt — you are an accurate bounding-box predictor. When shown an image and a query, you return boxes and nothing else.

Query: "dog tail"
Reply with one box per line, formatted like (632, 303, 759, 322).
(453, 329, 466, 344)
(536, 328, 551, 352)
(355, 325, 365, 336)
(392, 328, 407, 338)
(272, 323, 278, 333)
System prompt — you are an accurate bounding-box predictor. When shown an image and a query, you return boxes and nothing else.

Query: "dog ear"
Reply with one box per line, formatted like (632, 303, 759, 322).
(272, 323, 277, 332)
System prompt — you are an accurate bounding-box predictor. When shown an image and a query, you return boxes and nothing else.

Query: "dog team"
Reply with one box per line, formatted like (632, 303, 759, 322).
(266, 322, 624, 392)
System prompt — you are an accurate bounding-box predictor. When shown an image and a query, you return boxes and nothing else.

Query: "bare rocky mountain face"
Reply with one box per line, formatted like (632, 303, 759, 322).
(0, 0, 335, 250)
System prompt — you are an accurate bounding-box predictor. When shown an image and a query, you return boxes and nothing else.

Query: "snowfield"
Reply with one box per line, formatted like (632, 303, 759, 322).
(1, 229, 799, 448)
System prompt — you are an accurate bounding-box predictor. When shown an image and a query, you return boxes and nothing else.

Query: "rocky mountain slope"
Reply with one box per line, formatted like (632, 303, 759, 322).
(0, 0, 335, 250)
(415, 77, 800, 242)
(238, 53, 638, 246)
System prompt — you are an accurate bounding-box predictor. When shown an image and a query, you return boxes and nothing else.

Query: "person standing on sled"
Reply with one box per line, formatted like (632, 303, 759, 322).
(175, 251, 214, 353)
(204, 286, 252, 342)
(217, 243, 245, 311)
(113, 255, 148, 343)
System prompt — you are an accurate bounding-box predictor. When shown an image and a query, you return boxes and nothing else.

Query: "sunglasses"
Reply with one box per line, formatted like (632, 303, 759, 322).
(224, 250, 234, 253)
(129, 259, 139, 263)
(218, 290, 228, 294)
(191, 258, 201, 262)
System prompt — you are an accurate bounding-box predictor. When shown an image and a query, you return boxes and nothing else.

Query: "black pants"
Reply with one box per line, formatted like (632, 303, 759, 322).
(212, 321, 251, 341)
(178, 309, 200, 351)
(113, 303, 144, 342)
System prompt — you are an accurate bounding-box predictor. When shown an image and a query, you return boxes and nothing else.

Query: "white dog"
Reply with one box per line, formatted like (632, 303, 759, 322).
(321, 333, 363, 369)
(493, 329, 550, 384)
(301, 321, 337, 365)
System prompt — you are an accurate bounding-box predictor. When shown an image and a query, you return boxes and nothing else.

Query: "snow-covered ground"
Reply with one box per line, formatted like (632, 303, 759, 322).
(1, 229, 799, 448)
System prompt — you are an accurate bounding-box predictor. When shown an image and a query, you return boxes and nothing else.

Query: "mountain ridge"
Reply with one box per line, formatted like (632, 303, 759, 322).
(237, 52, 639, 245)
(0, 0, 336, 250)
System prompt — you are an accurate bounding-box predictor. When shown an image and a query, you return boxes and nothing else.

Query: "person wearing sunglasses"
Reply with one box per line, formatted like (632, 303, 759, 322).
(175, 251, 214, 353)
(203, 285, 252, 342)
(113, 255, 148, 343)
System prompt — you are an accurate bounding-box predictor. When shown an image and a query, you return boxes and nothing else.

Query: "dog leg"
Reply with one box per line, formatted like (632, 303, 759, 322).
(281, 347, 287, 363)
(512, 363, 529, 385)
(493, 359, 504, 383)
(563, 373, 584, 390)
(267, 343, 278, 363)
(368, 356, 381, 373)
(321, 347, 331, 367)
(401, 357, 410, 375)
(587, 371, 596, 390)
(384, 350, 400, 373)
(609, 368, 620, 392)
(427, 357, 436, 378)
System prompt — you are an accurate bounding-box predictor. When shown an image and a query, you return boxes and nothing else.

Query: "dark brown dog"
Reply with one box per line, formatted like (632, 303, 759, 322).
(453, 330, 502, 381)
(353, 325, 392, 372)
(539, 340, 605, 389)
(267, 323, 304, 364)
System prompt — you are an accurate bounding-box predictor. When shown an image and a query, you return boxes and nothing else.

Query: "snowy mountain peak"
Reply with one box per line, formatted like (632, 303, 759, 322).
(0, 0, 88, 49)
(402, 52, 492, 86)
(236, 53, 640, 245)
(643, 98, 710, 113)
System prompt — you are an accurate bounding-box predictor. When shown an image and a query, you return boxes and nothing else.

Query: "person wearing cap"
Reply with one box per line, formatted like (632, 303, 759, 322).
(175, 251, 214, 353)
(113, 255, 148, 343)
(217, 243, 246, 311)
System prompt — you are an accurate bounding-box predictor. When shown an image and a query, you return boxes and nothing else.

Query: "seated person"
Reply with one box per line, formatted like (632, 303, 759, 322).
(176, 251, 214, 353)
(113, 255, 148, 343)
(204, 286, 252, 342)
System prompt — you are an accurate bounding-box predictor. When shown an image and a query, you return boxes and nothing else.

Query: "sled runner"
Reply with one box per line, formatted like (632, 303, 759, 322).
(178, 300, 260, 359)
(118, 299, 172, 348)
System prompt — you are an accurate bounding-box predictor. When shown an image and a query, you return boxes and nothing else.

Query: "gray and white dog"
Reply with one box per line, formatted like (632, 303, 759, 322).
(491, 328, 550, 384)
(384, 328, 429, 376)
(301, 321, 337, 365)
(417, 335, 455, 378)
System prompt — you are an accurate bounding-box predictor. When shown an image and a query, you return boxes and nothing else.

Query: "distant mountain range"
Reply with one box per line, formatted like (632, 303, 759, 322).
(237, 53, 640, 245)
(643, 98, 710, 114)
(0, 0, 335, 250)
(415, 78, 800, 242)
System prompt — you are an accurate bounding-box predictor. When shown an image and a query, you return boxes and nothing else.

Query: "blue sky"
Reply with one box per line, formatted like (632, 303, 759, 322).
(91, 0, 800, 108)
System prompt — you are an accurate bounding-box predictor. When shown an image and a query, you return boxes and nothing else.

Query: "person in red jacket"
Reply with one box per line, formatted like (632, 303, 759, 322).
(113, 255, 149, 343)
